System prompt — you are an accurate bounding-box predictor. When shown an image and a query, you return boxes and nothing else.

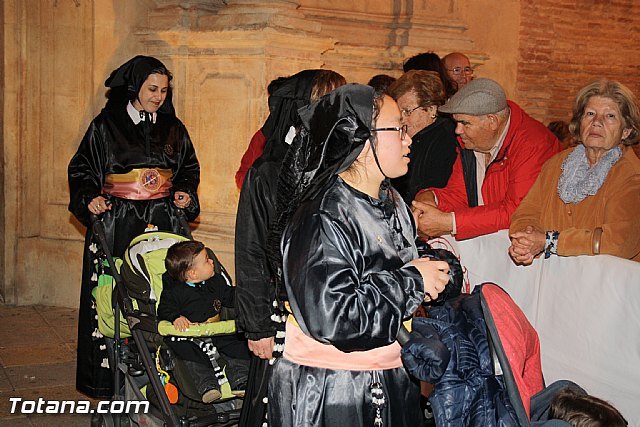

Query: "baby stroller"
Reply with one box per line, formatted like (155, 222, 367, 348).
(90, 210, 243, 427)
(401, 282, 584, 427)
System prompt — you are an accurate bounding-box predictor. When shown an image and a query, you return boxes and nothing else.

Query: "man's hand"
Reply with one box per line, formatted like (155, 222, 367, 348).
(413, 190, 437, 208)
(248, 336, 275, 360)
(509, 225, 546, 265)
(412, 200, 453, 240)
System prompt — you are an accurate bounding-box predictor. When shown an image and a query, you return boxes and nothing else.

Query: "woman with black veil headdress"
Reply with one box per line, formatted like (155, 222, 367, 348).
(266, 84, 450, 426)
(68, 55, 200, 397)
(235, 69, 346, 426)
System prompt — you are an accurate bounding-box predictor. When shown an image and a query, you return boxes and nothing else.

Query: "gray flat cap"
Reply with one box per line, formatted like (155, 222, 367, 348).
(439, 78, 507, 115)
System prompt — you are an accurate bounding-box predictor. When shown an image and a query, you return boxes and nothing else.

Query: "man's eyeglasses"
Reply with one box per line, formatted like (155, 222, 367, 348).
(371, 124, 408, 140)
(448, 66, 474, 76)
(400, 106, 423, 117)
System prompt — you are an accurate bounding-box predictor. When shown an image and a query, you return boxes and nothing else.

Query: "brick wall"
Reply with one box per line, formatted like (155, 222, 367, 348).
(517, 1, 640, 126)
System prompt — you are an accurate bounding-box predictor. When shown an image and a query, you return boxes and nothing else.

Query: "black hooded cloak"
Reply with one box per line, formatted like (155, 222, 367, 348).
(234, 69, 322, 426)
(68, 55, 200, 397)
(267, 84, 424, 427)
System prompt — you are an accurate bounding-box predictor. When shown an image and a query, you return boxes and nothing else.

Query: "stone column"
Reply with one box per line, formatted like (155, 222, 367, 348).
(135, 0, 338, 274)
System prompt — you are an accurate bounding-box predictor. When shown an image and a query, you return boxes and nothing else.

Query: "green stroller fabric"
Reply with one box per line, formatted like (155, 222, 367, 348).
(93, 230, 239, 400)
(95, 231, 237, 338)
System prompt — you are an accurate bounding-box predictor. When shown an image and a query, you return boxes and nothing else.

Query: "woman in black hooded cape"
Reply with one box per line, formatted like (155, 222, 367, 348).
(266, 84, 450, 426)
(68, 55, 200, 397)
(234, 69, 327, 426)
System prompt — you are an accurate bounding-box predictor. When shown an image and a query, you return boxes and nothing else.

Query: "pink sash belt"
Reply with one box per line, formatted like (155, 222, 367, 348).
(283, 319, 403, 371)
(103, 168, 172, 200)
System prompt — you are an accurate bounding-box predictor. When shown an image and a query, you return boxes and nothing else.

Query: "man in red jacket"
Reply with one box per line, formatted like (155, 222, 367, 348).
(412, 78, 561, 240)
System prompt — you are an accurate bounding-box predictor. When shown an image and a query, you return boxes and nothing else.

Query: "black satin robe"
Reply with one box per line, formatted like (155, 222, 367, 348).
(68, 106, 200, 397)
(233, 158, 279, 426)
(269, 177, 424, 427)
(234, 159, 279, 341)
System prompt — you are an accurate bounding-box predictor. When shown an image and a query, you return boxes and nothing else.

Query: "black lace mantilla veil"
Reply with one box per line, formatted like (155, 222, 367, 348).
(266, 83, 376, 299)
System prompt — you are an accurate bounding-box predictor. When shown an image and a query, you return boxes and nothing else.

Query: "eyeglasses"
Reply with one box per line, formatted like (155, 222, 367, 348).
(400, 106, 423, 117)
(448, 66, 474, 76)
(371, 124, 408, 140)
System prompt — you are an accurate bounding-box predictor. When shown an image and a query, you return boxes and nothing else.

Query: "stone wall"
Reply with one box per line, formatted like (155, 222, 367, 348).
(2, 0, 155, 305)
(517, 1, 640, 124)
(1, 0, 635, 306)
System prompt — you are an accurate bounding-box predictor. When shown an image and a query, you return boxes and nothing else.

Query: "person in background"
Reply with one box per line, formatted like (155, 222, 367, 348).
(403, 52, 457, 98)
(412, 78, 560, 241)
(234, 76, 287, 190)
(267, 83, 450, 426)
(548, 388, 627, 427)
(68, 55, 200, 398)
(442, 52, 474, 91)
(509, 79, 640, 264)
(548, 120, 576, 150)
(387, 70, 457, 204)
(367, 73, 396, 95)
(234, 69, 346, 426)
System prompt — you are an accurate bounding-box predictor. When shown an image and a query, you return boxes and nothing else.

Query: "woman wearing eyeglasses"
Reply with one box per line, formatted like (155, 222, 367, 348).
(387, 70, 458, 204)
(265, 84, 450, 426)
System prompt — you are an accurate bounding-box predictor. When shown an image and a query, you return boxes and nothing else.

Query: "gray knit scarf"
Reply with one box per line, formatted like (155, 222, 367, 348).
(557, 144, 621, 204)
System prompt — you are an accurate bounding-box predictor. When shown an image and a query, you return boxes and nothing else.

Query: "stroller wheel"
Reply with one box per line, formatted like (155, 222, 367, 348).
(128, 365, 145, 377)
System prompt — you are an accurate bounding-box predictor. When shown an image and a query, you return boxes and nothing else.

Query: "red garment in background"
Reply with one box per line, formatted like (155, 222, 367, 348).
(235, 129, 267, 190)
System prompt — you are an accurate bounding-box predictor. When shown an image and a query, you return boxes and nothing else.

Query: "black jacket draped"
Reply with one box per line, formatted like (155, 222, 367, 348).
(234, 159, 279, 340)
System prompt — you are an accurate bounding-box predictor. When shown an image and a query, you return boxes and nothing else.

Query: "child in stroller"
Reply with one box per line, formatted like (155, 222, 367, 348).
(93, 227, 247, 426)
(158, 240, 250, 403)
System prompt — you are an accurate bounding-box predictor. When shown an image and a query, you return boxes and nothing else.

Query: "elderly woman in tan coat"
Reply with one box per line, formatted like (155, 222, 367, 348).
(509, 79, 640, 264)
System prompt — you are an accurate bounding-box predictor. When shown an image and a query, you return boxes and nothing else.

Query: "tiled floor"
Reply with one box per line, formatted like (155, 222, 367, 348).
(0, 305, 96, 426)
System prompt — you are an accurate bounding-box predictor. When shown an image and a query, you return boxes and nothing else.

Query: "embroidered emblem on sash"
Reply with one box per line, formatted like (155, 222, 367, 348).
(164, 144, 174, 156)
(140, 169, 162, 192)
(213, 299, 222, 313)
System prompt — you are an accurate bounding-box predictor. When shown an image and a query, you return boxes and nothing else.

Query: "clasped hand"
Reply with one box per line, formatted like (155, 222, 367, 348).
(88, 196, 111, 215)
(509, 225, 546, 265)
(411, 193, 453, 240)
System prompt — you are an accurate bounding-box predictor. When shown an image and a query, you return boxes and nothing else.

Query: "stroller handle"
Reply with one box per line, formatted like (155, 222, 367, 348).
(174, 206, 193, 239)
(397, 324, 411, 346)
(89, 212, 135, 315)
